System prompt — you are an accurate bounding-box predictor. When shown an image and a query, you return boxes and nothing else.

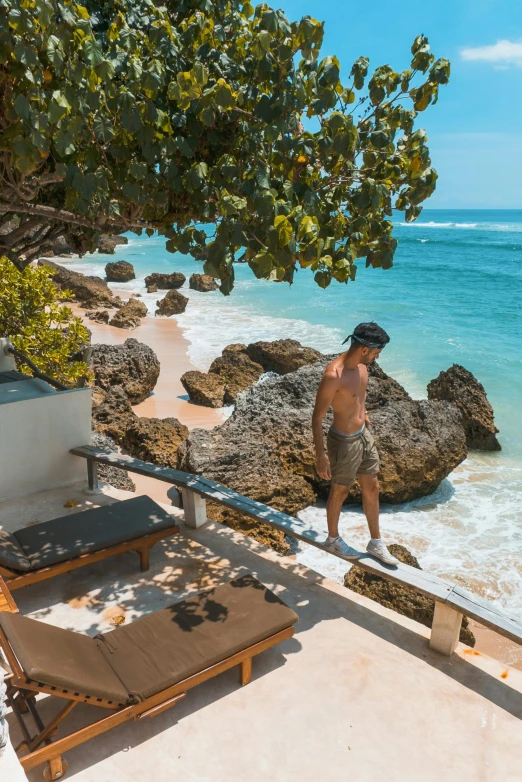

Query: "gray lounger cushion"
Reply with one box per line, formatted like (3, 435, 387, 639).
(13, 495, 176, 569)
(0, 530, 31, 572)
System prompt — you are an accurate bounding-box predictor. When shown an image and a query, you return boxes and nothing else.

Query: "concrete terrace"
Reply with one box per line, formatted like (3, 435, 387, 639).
(2, 482, 522, 782)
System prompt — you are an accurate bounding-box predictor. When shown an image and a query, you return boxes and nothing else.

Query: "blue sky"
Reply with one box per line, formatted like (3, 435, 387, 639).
(281, 0, 522, 209)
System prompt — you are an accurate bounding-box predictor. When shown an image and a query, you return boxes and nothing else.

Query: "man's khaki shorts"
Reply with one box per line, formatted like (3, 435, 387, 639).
(326, 426, 379, 487)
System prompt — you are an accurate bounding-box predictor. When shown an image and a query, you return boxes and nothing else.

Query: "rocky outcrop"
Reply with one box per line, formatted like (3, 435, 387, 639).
(144, 272, 186, 290)
(344, 545, 475, 646)
(38, 259, 120, 309)
(189, 273, 219, 292)
(366, 362, 411, 410)
(92, 387, 188, 469)
(155, 289, 188, 316)
(97, 234, 128, 254)
(179, 358, 467, 524)
(92, 386, 136, 441)
(245, 339, 322, 375)
(180, 370, 225, 408)
(90, 432, 136, 492)
(105, 260, 135, 282)
(146, 283, 158, 293)
(85, 310, 110, 324)
(90, 339, 160, 404)
(427, 364, 501, 451)
(121, 417, 189, 469)
(209, 345, 264, 405)
(109, 298, 148, 329)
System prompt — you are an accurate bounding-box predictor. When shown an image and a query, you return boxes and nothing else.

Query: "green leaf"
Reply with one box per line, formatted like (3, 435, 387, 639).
(83, 38, 104, 67)
(14, 94, 31, 119)
(93, 115, 114, 143)
(274, 215, 293, 246)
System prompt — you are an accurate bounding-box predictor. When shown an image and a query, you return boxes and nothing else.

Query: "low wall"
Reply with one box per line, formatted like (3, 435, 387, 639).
(0, 380, 91, 501)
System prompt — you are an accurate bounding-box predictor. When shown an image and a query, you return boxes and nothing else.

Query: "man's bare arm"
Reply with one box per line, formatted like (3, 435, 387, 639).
(360, 365, 371, 428)
(312, 370, 339, 480)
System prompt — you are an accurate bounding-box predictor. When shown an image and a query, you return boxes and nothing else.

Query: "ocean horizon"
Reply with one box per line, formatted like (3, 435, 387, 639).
(68, 208, 522, 616)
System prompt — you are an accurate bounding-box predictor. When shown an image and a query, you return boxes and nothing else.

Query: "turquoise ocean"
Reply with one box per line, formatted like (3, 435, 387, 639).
(70, 209, 522, 617)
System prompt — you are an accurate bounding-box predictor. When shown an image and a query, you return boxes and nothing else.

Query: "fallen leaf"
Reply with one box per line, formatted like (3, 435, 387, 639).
(64, 500, 77, 508)
(109, 615, 126, 626)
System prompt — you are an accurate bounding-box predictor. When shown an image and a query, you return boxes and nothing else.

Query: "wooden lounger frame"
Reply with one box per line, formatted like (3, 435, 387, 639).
(0, 523, 179, 591)
(0, 578, 294, 780)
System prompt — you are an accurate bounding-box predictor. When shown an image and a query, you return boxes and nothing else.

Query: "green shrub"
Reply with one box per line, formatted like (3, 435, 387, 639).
(0, 256, 91, 386)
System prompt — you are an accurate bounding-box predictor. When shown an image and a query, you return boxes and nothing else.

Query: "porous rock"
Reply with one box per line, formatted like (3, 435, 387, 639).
(209, 347, 264, 405)
(180, 370, 225, 408)
(85, 310, 109, 324)
(38, 259, 118, 309)
(144, 272, 186, 290)
(189, 273, 219, 292)
(90, 432, 136, 492)
(344, 545, 475, 646)
(121, 417, 189, 469)
(155, 289, 188, 316)
(109, 298, 148, 329)
(105, 260, 135, 283)
(427, 364, 501, 451)
(246, 338, 322, 375)
(90, 339, 160, 404)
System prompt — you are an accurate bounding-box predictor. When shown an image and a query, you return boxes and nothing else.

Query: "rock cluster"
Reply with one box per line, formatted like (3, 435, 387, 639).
(427, 364, 500, 451)
(90, 338, 160, 404)
(189, 273, 219, 292)
(109, 298, 148, 329)
(85, 310, 110, 324)
(155, 289, 188, 316)
(97, 235, 128, 254)
(92, 387, 188, 469)
(105, 260, 135, 282)
(145, 272, 186, 291)
(39, 259, 121, 310)
(180, 339, 321, 408)
(343, 545, 475, 646)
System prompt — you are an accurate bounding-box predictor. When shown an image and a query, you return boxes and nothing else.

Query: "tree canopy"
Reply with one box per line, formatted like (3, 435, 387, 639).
(0, 0, 450, 292)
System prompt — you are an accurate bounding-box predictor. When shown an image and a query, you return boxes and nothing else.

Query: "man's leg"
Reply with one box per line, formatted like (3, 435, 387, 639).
(358, 472, 398, 565)
(326, 482, 350, 537)
(357, 473, 380, 539)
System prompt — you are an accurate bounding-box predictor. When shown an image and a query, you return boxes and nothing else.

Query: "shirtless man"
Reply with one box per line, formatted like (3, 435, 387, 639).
(312, 322, 398, 565)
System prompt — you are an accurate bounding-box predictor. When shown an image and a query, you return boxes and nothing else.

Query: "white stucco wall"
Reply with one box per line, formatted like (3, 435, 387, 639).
(0, 381, 91, 501)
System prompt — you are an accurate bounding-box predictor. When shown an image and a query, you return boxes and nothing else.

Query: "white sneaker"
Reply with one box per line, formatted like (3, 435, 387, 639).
(324, 536, 361, 560)
(366, 540, 399, 566)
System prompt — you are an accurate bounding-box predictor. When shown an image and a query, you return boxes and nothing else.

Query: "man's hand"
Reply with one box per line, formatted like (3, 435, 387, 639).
(316, 453, 331, 481)
(364, 413, 371, 429)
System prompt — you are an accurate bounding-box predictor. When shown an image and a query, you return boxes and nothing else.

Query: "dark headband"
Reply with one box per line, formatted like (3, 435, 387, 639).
(342, 333, 384, 348)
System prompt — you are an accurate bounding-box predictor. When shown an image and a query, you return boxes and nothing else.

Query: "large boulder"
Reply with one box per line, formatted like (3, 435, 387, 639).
(209, 346, 264, 405)
(155, 289, 188, 316)
(109, 298, 148, 329)
(105, 260, 135, 283)
(38, 259, 119, 309)
(90, 432, 136, 492)
(189, 273, 218, 292)
(144, 271, 186, 290)
(90, 339, 160, 404)
(179, 358, 467, 519)
(246, 339, 322, 375)
(344, 545, 475, 646)
(180, 370, 225, 408)
(427, 364, 501, 451)
(366, 362, 411, 410)
(121, 417, 189, 469)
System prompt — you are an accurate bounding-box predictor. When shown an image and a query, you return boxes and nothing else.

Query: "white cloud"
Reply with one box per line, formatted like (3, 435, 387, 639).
(460, 39, 522, 67)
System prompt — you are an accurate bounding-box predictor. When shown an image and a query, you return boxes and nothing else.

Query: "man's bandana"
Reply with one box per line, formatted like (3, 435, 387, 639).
(342, 333, 384, 348)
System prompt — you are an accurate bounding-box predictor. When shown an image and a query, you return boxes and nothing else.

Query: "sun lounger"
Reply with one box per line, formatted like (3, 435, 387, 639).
(0, 496, 179, 589)
(0, 574, 297, 779)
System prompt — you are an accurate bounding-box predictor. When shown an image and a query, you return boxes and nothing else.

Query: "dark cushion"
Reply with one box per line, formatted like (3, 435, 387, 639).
(0, 530, 31, 572)
(96, 574, 298, 701)
(0, 612, 129, 705)
(13, 495, 176, 569)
